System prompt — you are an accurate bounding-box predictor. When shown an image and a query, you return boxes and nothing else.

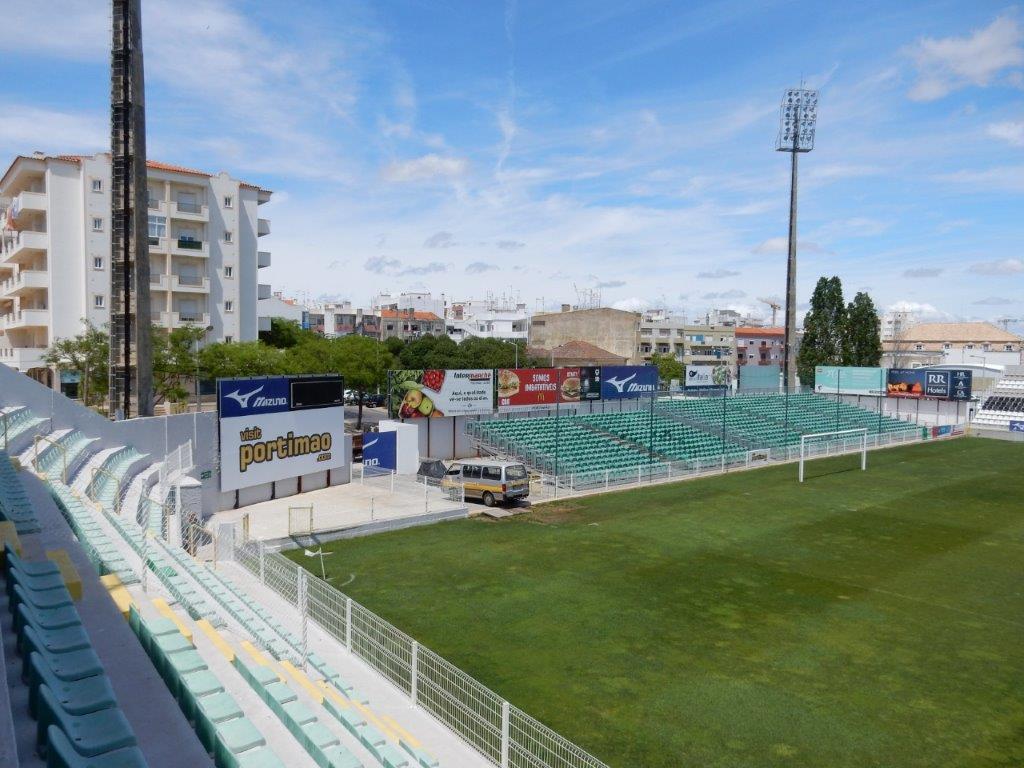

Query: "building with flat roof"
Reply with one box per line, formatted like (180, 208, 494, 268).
(0, 152, 272, 385)
(736, 326, 785, 367)
(379, 308, 444, 340)
(446, 297, 529, 342)
(529, 306, 641, 363)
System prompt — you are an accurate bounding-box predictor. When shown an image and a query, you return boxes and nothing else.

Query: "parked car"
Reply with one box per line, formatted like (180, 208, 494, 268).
(443, 459, 530, 506)
(362, 393, 386, 408)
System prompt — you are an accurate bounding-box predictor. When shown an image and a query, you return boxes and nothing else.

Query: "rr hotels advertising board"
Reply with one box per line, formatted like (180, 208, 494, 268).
(886, 368, 972, 400)
(218, 376, 347, 492)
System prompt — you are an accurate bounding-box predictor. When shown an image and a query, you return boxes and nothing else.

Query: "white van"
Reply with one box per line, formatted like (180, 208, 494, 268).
(445, 459, 530, 506)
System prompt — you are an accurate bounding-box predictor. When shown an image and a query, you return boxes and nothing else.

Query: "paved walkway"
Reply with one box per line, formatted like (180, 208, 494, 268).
(210, 476, 467, 545)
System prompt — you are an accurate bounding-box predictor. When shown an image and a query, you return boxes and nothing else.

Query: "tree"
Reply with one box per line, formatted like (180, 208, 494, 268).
(151, 325, 207, 406)
(198, 341, 285, 380)
(43, 321, 109, 407)
(650, 353, 684, 385)
(323, 336, 393, 428)
(844, 292, 882, 367)
(455, 337, 533, 369)
(398, 334, 460, 369)
(260, 318, 313, 349)
(383, 336, 405, 357)
(797, 276, 847, 386)
(282, 336, 334, 375)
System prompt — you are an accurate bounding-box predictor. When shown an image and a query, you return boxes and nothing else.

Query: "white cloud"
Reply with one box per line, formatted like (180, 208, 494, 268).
(383, 154, 469, 182)
(0, 105, 105, 156)
(702, 289, 746, 300)
(424, 231, 456, 249)
(902, 267, 943, 278)
(364, 256, 402, 274)
(3, 1, 107, 60)
(936, 165, 1024, 193)
(968, 258, 1024, 275)
(987, 120, 1024, 146)
(751, 237, 828, 255)
(973, 296, 1015, 305)
(612, 297, 647, 312)
(886, 300, 954, 321)
(697, 268, 740, 279)
(595, 280, 626, 289)
(907, 14, 1024, 101)
(466, 261, 499, 274)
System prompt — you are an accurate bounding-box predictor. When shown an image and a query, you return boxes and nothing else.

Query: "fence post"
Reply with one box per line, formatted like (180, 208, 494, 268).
(390, 471, 395, 493)
(500, 700, 510, 768)
(259, 542, 266, 585)
(345, 597, 352, 650)
(424, 482, 428, 514)
(411, 641, 419, 705)
(637, 465, 641, 485)
(298, 569, 309, 670)
(605, 469, 609, 491)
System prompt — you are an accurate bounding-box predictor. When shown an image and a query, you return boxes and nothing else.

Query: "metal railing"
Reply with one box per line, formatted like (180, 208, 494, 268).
(33, 433, 68, 483)
(177, 237, 203, 250)
(176, 201, 203, 214)
(232, 541, 610, 768)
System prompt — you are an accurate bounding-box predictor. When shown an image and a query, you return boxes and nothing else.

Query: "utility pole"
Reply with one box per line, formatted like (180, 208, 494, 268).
(109, 0, 153, 418)
(776, 88, 818, 392)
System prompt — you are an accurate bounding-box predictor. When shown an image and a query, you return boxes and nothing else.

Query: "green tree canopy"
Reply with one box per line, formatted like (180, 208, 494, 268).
(259, 317, 315, 349)
(797, 276, 848, 386)
(198, 341, 286, 380)
(650, 353, 684, 385)
(43, 320, 109, 407)
(844, 292, 883, 367)
(331, 335, 396, 428)
(151, 324, 207, 406)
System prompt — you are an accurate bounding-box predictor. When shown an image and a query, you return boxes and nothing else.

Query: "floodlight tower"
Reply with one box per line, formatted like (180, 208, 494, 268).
(776, 87, 818, 391)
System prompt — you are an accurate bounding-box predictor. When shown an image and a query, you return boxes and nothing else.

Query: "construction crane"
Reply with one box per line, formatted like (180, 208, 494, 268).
(758, 297, 782, 326)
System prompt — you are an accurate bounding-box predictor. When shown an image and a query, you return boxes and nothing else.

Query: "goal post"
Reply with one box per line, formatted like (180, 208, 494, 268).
(799, 428, 868, 482)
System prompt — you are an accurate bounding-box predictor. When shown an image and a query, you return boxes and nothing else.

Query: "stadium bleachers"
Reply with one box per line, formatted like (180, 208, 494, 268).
(973, 372, 1024, 430)
(1, 402, 469, 768)
(470, 393, 921, 479)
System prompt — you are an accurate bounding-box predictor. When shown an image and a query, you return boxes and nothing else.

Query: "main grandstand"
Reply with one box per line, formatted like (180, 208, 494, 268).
(1, 374, 495, 766)
(468, 392, 920, 488)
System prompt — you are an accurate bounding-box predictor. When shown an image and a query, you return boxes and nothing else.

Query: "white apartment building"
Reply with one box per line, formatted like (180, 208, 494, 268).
(0, 152, 272, 385)
(372, 291, 445, 318)
(445, 297, 529, 342)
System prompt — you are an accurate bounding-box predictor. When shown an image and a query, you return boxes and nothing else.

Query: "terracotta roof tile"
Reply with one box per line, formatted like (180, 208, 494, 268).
(897, 322, 1020, 343)
(380, 309, 443, 322)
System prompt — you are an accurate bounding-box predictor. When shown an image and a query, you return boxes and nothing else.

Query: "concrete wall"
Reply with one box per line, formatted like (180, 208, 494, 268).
(529, 308, 640, 362)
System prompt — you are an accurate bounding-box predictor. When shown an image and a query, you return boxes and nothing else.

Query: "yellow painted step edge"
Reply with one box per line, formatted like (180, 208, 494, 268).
(195, 619, 235, 661)
(151, 597, 194, 643)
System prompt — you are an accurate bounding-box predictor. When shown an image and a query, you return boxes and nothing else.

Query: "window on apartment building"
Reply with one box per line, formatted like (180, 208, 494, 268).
(943, 343, 951, 350)
(93, 294, 105, 309)
(965, 344, 974, 350)
(915, 343, 924, 351)
(92, 257, 103, 270)
(225, 335, 233, 344)
(1006, 344, 1014, 352)
(224, 230, 233, 244)
(224, 300, 234, 312)
(224, 266, 233, 278)
(91, 179, 102, 193)
(223, 195, 233, 208)
(148, 215, 166, 239)
(91, 217, 103, 232)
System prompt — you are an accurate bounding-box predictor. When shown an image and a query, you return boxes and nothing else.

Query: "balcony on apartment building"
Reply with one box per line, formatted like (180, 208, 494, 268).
(11, 190, 47, 217)
(257, 250, 271, 268)
(257, 218, 271, 236)
(1, 268, 48, 297)
(0, 308, 49, 331)
(149, 235, 210, 258)
(1, 230, 47, 264)
(170, 199, 209, 222)
(153, 310, 210, 329)
(257, 283, 271, 300)
(0, 345, 47, 371)
(170, 273, 210, 293)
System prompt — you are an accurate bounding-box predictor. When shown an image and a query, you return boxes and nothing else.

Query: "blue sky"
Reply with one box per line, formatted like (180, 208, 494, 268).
(3, 1, 1023, 325)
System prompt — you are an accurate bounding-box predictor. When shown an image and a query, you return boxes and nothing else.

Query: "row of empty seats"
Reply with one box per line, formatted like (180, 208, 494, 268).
(2, 540, 147, 767)
(975, 373, 1024, 429)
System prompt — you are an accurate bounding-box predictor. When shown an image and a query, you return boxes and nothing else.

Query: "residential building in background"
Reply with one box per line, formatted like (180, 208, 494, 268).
(637, 313, 737, 371)
(0, 152, 272, 385)
(379, 308, 444, 341)
(373, 291, 445, 319)
(881, 322, 1022, 369)
(257, 291, 304, 326)
(445, 296, 529, 342)
(736, 327, 785, 366)
(529, 306, 641, 363)
(526, 340, 628, 367)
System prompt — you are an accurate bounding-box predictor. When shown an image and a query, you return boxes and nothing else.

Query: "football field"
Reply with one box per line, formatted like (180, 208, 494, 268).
(284, 438, 1024, 768)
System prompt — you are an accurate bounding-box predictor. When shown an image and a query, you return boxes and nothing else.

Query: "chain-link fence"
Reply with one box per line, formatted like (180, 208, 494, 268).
(232, 540, 610, 768)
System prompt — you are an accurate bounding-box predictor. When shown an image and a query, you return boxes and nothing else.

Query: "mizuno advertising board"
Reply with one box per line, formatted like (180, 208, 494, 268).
(218, 376, 346, 492)
(600, 365, 658, 400)
(361, 431, 397, 471)
(389, 369, 495, 418)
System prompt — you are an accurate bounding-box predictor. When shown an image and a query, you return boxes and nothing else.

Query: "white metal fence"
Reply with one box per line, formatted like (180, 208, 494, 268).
(232, 539, 610, 768)
(519, 424, 950, 501)
(158, 439, 193, 497)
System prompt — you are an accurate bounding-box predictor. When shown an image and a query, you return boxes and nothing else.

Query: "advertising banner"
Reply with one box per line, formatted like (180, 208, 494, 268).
(1009, 421, 1024, 433)
(218, 376, 346, 492)
(600, 365, 658, 400)
(497, 368, 560, 411)
(739, 364, 780, 392)
(389, 369, 495, 418)
(361, 431, 397, 471)
(887, 368, 972, 400)
(561, 367, 601, 403)
(814, 366, 886, 396)
(685, 364, 732, 388)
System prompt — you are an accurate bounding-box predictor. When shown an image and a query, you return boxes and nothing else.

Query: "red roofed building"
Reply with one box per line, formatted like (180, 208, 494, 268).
(379, 308, 445, 340)
(736, 327, 785, 367)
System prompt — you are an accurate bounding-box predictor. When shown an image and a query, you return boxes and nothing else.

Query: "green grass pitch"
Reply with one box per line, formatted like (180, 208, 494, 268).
(284, 438, 1024, 768)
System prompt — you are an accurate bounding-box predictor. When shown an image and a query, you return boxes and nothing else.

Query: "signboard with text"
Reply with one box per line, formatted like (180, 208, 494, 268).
(886, 368, 972, 400)
(685, 364, 732, 388)
(362, 431, 397, 471)
(497, 368, 560, 411)
(389, 369, 495, 418)
(600, 365, 658, 400)
(218, 376, 346, 492)
(814, 366, 886, 396)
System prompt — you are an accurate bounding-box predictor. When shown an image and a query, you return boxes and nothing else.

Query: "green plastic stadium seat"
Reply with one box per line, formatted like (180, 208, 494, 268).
(235, 746, 287, 768)
(37, 685, 136, 758)
(322, 744, 363, 768)
(28, 653, 116, 718)
(45, 725, 147, 768)
(23, 631, 104, 684)
(18, 622, 90, 656)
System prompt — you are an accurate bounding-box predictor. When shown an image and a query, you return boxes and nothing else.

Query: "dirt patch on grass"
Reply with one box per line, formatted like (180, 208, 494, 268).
(522, 502, 588, 525)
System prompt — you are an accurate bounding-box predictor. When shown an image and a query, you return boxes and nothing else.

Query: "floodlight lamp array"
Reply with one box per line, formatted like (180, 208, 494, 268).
(776, 88, 818, 152)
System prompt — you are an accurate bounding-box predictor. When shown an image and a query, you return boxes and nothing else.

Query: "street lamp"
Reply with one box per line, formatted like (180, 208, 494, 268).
(776, 87, 818, 392)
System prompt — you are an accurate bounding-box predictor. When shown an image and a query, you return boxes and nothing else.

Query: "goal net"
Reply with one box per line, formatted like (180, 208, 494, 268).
(798, 428, 868, 483)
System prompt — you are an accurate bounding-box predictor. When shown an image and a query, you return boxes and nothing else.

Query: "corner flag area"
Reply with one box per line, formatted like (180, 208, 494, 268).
(286, 438, 1024, 768)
